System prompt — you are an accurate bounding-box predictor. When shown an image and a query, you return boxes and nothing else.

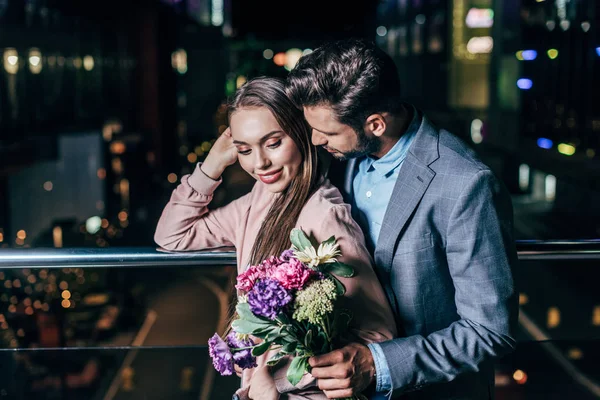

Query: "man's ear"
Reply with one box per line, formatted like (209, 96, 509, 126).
(365, 114, 386, 137)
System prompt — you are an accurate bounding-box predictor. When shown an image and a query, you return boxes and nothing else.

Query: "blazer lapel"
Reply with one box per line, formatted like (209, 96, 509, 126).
(374, 115, 440, 273)
(343, 158, 357, 203)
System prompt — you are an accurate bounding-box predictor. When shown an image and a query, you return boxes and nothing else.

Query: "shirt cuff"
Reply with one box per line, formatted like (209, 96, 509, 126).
(367, 342, 393, 393)
(187, 163, 222, 194)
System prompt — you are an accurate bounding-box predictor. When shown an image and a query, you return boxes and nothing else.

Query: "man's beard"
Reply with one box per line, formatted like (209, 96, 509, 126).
(328, 130, 381, 161)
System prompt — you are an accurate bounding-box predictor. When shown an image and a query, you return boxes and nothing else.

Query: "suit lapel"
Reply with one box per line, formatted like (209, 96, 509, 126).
(343, 158, 357, 203)
(374, 115, 440, 272)
(374, 156, 434, 272)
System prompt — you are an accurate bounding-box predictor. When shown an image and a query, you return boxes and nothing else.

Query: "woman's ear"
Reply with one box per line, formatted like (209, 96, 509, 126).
(365, 114, 387, 137)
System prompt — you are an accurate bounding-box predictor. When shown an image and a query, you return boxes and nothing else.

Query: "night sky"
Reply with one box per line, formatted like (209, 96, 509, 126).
(230, 0, 379, 40)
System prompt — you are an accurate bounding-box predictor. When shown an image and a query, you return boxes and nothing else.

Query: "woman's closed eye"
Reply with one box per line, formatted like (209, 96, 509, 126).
(237, 140, 281, 156)
(266, 139, 281, 149)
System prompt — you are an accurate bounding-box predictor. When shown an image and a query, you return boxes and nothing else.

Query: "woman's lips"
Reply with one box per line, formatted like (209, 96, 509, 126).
(257, 169, 283, 184)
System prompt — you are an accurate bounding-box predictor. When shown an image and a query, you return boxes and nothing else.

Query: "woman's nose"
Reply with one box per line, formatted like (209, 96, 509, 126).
(254, 151, 271, 170)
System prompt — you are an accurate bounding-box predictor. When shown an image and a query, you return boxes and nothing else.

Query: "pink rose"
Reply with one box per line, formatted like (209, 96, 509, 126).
(267, 258, 315, 290)
(235, 264, 267, 292)
(259, 256, 281, 271)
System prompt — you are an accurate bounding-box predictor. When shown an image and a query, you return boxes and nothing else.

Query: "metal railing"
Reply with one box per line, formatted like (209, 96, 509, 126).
(1, 239, 599, 269)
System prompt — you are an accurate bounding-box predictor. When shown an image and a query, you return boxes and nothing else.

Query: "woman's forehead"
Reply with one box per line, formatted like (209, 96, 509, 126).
(230, 108, 283, 142)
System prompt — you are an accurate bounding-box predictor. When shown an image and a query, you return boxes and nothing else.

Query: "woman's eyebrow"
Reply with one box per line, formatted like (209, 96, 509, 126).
(233, 130, 283, 145)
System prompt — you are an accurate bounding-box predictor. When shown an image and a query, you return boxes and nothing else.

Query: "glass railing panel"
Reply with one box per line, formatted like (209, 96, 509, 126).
(495, 340, 600, 400)
(515, 259, 600, 341)
(0, 265, 238, 350)
(1, 244, 599, 399)
(3, 341, 599, 400)
(0, 346, 241, 400)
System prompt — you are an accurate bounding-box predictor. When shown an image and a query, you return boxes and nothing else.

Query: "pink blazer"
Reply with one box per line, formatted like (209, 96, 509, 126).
(155, 164, 397, 399)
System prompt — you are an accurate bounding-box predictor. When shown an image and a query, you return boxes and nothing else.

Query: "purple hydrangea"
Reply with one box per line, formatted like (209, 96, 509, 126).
(247, 278, 292, 320)
(279, 249, 295, 262)
(208, 333, 234, 376)
(226, 332, 257, 369)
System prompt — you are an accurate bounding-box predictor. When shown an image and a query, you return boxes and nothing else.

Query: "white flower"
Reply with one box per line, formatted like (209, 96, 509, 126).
(293, 241, 341, 268)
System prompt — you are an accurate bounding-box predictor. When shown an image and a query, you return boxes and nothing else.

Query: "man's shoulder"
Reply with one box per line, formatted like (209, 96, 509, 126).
(434, 128, 492, 177)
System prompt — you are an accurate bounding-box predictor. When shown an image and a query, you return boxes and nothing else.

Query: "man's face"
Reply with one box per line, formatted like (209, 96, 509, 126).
(303, 105, 380, 160)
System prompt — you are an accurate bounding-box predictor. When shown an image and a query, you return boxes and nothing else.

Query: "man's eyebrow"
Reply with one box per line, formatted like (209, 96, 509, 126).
(311, 126, 335, 135)
(232, 130, 283, 145)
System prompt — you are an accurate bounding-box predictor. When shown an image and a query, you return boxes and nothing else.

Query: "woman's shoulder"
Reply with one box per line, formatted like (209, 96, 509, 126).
(299, 179, 352, 222)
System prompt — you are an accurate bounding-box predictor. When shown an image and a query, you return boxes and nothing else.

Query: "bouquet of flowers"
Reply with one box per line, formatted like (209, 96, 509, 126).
(208, 228, 356, 392)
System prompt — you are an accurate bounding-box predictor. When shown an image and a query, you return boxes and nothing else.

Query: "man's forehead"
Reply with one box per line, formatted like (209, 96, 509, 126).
(303, 106, 337, 124)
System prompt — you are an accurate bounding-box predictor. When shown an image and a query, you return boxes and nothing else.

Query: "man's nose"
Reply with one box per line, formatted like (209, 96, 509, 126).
(311, 130, 327, 146)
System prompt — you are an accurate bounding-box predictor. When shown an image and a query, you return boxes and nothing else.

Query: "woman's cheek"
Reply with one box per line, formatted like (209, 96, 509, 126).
(238, 157, 254, 176)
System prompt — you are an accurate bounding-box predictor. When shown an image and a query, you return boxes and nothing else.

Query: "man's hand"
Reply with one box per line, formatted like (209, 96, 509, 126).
(309, 342, 376, 399)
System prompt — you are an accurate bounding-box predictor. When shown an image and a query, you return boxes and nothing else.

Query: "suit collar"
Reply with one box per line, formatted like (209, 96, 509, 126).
(406, 109, 440, 167)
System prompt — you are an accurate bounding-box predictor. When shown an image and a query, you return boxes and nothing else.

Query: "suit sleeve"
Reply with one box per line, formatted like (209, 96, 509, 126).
(378, 169, 519, 394)
(154, 163, 251, 251)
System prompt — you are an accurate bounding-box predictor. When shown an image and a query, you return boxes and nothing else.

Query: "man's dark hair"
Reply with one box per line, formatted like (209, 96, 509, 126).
(285, 38, 403, 133)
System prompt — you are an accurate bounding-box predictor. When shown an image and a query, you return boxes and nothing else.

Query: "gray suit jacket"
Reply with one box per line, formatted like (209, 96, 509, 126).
(343, 113, 518, 399)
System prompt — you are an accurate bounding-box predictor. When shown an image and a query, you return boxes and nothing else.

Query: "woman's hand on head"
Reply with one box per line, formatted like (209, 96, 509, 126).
(201, 127, 238, 180)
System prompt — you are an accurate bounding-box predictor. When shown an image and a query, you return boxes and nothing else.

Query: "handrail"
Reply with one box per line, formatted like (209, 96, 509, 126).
(0, 247, 237, 269)
(514, 239, 600, 260)
(0, 240, 599, 268)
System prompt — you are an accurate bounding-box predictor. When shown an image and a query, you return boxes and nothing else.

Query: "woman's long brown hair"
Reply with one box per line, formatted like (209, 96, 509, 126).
(227, 77, 325, 266)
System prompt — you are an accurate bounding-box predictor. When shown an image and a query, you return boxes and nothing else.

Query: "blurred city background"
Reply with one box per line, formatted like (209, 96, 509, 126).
(0, 0, 599, 399)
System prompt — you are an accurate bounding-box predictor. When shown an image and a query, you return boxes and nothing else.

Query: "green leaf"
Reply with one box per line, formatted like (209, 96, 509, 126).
(304, 329, 313, 349)
(283, 341, 297, 354)
(236, 302, 272, 325)
(324, 261, 355, 278)
(322, 235, 336, 246)
(266, 352, 286, 367)
(276, 313, 292, 325)
(290, 228, 313, 252)
(329, 274, 346, 295)
(286, 356, 310, 386)
(251, 340, 272, 357)
(232, 319, 272, 335)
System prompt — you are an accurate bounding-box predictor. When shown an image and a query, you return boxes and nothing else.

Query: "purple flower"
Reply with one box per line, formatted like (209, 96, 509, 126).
(208, 333, 234, 376)
(226, 332, 257, 369)
(247, 278, 292, 320)
(280, 249, 295, 261)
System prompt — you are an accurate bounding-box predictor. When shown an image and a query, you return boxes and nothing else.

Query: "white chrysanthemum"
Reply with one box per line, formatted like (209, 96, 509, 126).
(294, 241, 341, 268)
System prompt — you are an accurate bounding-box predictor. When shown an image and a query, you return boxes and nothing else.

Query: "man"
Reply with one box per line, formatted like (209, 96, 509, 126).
(285, 38, 518, 399)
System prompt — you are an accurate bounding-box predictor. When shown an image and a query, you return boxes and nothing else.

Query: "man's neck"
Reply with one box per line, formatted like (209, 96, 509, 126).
(371, 104, 413, 159)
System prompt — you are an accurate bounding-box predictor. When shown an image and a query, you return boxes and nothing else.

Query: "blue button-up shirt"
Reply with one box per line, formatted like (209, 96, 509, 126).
(352, 107, 421, 396)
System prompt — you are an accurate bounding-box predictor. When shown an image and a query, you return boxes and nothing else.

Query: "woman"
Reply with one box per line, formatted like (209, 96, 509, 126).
(154, 77, 396, 399)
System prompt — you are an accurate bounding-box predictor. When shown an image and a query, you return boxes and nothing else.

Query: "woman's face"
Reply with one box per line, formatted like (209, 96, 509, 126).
(230, 107, 303, 193)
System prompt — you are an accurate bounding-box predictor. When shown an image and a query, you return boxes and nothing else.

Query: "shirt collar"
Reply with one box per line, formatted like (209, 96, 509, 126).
(361, 105, 421, 178)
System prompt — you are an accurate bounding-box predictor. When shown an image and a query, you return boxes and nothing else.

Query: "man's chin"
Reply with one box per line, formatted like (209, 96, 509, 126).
(333, 150, 370, 160)
(331, 152, 348, 161)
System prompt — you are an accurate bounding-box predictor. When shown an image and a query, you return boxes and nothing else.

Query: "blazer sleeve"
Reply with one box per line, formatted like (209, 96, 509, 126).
(273, 204, 397, 394)
(378, 169, 519, 395)
(154, 163, 252, 251)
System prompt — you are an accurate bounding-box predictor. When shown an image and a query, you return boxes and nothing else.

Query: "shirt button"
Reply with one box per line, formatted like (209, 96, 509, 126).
(366, 191, 372, 198)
